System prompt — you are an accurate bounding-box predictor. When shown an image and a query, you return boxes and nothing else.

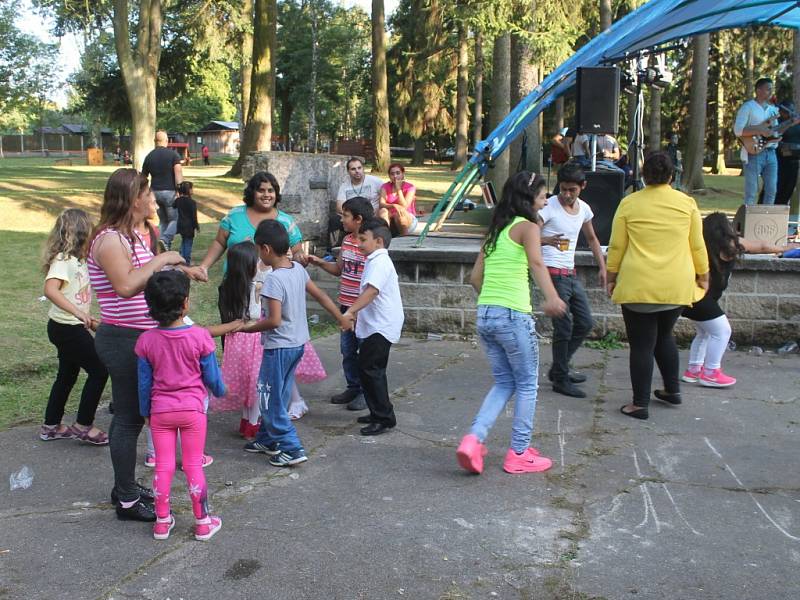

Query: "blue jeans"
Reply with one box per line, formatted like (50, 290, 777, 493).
(470, 305, 540, 453)
(179, 236, 194, 265)
(744, 149, 777, 205)
(339, 306, 361, 392)
(154, 190, 178, 248)
(255, 346, 305, 452)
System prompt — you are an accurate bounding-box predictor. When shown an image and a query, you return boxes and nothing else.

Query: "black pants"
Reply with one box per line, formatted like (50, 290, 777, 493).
(776, 156, 799, 205)
(550, 275, 593, 382)
(94, 324, 145, 502)
(358, 333, 396, 427)
(621, 306, 682, 408)
(45, 320, 108, 427)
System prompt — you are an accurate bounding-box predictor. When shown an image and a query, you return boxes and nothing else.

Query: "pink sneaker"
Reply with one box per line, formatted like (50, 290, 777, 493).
(456, 434, 488, 474)
(195, 515, 222, 541)
(202, 454, 214, 468)
(153, 515, 175, 540)
(503, 448, 553, 474)
(144, 453, 156, 468)
(699, 368, 736, 388)
(681, 366, 702, 383)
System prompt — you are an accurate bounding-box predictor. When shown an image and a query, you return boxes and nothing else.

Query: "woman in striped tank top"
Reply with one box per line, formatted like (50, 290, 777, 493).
(90, 169, 187, 522)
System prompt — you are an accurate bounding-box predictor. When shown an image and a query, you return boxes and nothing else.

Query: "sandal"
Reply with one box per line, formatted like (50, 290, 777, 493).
(70, 424, 109, 445)
(620, 405, 649, 420)
(654, 389, 682, 405)
(39, 424, 75, 441)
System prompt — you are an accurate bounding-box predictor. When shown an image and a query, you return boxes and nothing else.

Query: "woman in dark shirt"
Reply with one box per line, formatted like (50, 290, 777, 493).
(680, 213, 798, 390)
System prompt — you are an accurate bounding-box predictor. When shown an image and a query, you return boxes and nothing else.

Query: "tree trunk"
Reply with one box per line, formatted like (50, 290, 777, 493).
(371, 0, 391, 173)
(648, 87, 661, 153)
(711, 33, 726, 174)
(112, 0, 163, 171)
(599, 0, 612, 32)
(308, 2, 318, 152)
(450, 21, 469, 170)
(240, 0, 254, 127)
(510, 3, 541, 175)
(229, 0, 277, 177)
(489, 33, 511, 190)
(683, 34, 710, 192)
(555, 96, 564, 131)
(412, 138, 425, 166)
(471, 27, 484, 148)
(279, 90, 293, 148)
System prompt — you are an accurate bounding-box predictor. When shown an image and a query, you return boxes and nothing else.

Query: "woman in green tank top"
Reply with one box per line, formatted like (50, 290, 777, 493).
(456, 172, 566, 476)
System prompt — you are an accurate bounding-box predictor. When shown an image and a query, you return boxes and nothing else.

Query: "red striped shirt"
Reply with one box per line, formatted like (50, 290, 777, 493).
(88, 228, 158, 330)
(338, 233, 366, 307)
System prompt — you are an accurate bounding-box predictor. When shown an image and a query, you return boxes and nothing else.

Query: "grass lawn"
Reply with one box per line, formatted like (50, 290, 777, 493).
(0, 155, 747, 429)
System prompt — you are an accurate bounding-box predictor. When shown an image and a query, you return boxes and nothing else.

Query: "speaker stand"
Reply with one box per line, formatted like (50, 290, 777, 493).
(591, 135, 598, 172)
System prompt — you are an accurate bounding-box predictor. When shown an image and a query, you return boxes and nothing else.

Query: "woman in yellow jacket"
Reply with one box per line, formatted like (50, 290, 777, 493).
(606, 152, 709, 420)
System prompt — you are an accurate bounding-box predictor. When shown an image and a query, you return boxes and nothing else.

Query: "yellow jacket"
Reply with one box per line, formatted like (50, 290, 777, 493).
(606, 184, 709, 305)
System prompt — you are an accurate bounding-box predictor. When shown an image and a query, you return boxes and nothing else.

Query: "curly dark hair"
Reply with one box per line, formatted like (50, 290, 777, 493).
(144, 270, 190, 326)
(483, 171, 546, 256)
(703, 212, 744, 274)
(244, 171, 281, 207)
(642, 151, 674, 185)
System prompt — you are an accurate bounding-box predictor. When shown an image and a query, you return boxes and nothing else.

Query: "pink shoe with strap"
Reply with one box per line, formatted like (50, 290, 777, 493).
(503, 448, 552, 474)
(153, 515, 175, 540)
(195, 515, 222, 541)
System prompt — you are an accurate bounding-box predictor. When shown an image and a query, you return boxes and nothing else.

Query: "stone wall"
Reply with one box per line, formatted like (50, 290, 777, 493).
(307, 236, 800, 346)
(242, 151, 358, 244)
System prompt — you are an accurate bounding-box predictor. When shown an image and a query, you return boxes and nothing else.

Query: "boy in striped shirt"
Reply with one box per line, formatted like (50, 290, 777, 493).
(307, 196, 374, 411)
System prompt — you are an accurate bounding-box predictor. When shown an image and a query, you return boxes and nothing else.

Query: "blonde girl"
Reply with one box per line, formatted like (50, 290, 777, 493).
(41, 208, 110, 444)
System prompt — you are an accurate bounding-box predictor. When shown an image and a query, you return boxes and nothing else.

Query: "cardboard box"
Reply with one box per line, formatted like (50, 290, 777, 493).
(733, 204, 789, 246)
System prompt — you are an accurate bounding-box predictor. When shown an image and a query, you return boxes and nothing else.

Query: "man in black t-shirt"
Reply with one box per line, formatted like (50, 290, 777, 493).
(142, 130, 183, 249)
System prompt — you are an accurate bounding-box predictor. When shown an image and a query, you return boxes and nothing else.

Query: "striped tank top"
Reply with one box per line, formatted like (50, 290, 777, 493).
(88, 228, 158, 330)
(339, 233, 366, 307)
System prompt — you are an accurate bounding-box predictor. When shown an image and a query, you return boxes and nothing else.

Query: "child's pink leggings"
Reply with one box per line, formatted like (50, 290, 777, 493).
(149, 410, 208, 520)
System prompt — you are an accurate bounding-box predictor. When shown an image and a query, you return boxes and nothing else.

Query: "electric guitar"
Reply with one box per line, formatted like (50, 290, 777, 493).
(739, 106, 800, 155)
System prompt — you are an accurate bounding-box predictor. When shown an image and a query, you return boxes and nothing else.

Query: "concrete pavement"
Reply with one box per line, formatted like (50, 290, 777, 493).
(1, 334, 799, 599)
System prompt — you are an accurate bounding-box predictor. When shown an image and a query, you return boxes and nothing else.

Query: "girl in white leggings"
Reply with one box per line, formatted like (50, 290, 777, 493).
(682, 212, 797, 387)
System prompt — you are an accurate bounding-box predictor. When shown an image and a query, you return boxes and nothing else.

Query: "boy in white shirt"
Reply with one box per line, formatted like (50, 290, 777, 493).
(342, 219, 404, 436)
(540, 164, 607, 398)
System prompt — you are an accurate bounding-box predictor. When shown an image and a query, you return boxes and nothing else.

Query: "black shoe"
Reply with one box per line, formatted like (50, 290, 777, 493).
(330, 389, 359, 404)
(620, 405, 649, 420)
(654, 389, 682, 405)
(346, 394, 367, 411)
(552, 381, 587, 398)
(360, 422, 394, 436)
(115, 498, 157, 522)
(110, 483, 155, 506)
(356, 415, 375, 424)
(548, 368, 587, 384)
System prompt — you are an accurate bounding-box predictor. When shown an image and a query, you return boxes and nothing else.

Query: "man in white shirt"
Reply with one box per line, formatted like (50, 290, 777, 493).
(540, 163, 607, 398)
(734, 77, 780, 205)
(342, 218, 404, 436)
(336, 157, 383, 214)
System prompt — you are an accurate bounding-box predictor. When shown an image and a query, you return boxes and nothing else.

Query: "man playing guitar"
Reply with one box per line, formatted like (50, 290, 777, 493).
(734, 77, 798, 205)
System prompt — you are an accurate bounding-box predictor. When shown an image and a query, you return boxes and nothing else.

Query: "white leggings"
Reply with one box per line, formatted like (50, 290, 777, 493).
(687, 314, 732, 370)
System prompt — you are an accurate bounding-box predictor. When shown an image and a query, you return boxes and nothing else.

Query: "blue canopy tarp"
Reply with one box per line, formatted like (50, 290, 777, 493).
(418, 0, 800, 244)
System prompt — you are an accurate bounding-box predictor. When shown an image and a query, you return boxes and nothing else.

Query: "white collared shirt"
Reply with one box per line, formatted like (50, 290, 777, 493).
(355, 248, 404, 343)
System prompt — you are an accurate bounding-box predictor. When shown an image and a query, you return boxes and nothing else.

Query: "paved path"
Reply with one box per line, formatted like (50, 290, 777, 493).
(2, 335, 799, 599)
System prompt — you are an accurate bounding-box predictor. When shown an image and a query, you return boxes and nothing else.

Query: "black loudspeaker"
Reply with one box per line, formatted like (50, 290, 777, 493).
(576, 170, 625, 249)
(576, 67, 620, 134)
